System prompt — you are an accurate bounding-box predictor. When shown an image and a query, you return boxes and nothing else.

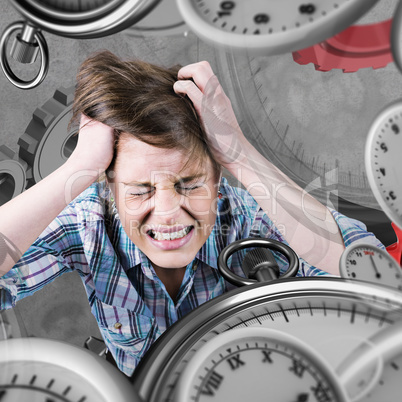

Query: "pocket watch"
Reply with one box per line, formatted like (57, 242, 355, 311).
(0, 337, 139, 402)
(132, 238, 402, 402)
(176, 0, 380, 55)
(0, 0, 160, 89)
(8, 0, 161, 38)
(365, 100, 402, 231)
(339, 242, 402, 290)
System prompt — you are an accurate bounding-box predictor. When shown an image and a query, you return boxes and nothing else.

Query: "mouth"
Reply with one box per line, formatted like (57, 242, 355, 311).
(147, 225, 194, 241)
(146, 225, 195, 251)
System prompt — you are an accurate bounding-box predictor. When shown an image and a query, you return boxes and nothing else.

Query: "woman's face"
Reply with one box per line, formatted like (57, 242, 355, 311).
(108, 135, 221, 270)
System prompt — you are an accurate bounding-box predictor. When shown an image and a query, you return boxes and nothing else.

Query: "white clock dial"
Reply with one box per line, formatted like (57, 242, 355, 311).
(176, 0, 379, 54)
(339, 243, 402, 290)
(133, 279, 402, 402)
(177, 327, 348, 402)
(0, 338, 139, 402)
(365, 101, 402, 230)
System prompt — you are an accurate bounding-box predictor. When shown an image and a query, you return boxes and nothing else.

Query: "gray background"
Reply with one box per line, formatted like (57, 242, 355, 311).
(0, 0, 401, 350)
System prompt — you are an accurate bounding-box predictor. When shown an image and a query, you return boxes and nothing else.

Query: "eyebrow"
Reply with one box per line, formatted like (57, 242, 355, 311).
(122, 174, 206, 187)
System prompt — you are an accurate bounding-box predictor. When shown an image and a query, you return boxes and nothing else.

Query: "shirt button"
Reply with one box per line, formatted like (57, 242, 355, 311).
(114, 322, 122, 330)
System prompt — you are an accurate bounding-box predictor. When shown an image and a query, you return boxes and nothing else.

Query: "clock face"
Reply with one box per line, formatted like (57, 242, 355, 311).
(133, 278, 402, 402)
(339, 243, 402, 289)
(0, 338, 138, 402)
(0, 361, 107, 402)
(176, 0, 379, 54)
(365, 101, 402, 229)
(176, 328, 348, 402)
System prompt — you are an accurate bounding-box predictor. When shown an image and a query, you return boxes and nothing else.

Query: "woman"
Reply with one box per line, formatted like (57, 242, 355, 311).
(0, 51, 383, 376)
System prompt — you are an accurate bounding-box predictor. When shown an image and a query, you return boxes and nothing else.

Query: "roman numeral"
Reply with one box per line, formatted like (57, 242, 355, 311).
(227, 354, 245, 370)
(311, 382, 331, 402)
(201, 371, 224, 396)
(262, 350, 273, 363)
(289, 359, 306, 378)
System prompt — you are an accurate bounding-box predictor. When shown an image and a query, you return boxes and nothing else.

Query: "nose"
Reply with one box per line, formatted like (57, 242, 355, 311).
(152, 188, 183, 223)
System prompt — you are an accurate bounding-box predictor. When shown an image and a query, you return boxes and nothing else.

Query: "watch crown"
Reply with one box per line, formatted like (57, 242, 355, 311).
(10, 23, 40, 64)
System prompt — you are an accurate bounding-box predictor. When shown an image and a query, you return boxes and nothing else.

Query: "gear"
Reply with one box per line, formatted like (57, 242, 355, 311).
(0, 145, 28, 205)
(292, 19, 393, 73)
(18, 85, 77, 188)
(386, 222, 402, 266)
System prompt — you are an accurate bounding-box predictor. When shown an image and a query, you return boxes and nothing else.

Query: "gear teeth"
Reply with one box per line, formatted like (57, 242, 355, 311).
(17, 85, 76, 186)
(292, 19, 393, 73)
(54, 86, 75, 106)
(18, 133, 38, 158)
(32, 107, 55, 127)
(0, 144, 29, 172)
(0, 144, 15, 160)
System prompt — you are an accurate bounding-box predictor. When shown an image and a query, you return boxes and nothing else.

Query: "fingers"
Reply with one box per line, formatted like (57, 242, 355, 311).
(173, 80, 204, 110)
(174, 61, 224, 112)
(177, 60, 215, 92)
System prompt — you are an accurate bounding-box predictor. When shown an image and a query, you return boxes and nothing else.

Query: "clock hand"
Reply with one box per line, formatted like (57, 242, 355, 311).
(370, 254, 382, 279)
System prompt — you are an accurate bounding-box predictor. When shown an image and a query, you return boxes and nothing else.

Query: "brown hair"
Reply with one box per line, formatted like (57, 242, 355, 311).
(70, 50, 220, 178)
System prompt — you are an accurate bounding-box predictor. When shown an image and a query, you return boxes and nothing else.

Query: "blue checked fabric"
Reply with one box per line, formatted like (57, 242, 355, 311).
(0, 177, 384, 376)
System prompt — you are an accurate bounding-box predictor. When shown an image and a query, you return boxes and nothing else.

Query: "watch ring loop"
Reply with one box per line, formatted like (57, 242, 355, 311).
(218, 237, 300, 287)
(0, 21, 49, 90)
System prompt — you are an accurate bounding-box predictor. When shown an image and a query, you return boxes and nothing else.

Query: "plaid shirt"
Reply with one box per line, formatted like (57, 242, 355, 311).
(0, 177, 384, 376)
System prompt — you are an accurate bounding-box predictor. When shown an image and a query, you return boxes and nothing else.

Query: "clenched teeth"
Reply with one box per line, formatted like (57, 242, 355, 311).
(149, 226, 192, 241)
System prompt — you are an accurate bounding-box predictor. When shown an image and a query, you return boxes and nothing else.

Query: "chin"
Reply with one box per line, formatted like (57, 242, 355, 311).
(151, 251, 196, 269)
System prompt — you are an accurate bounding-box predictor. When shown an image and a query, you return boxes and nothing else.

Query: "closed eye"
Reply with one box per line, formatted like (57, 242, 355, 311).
(177, 185, 202, 192)
(129, 190, 153, 197)
(128, 184, 204, 198)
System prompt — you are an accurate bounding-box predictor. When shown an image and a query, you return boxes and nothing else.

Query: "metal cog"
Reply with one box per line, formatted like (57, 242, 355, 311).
(292, 19, 393, 73)
(0, 144, 28, 205)
(18, 85, 77, 188)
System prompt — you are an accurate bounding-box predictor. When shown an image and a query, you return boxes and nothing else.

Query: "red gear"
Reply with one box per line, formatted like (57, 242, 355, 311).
(386, 222, 402, 266)
(292, 19, 393, 73)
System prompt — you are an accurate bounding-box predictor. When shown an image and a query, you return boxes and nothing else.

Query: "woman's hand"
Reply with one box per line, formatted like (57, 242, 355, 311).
(68, 114, 116, 173)
(173, 61, 247, 167)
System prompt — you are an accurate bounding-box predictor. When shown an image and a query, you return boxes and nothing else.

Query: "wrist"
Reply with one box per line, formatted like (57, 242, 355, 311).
(64, 153, 105, 176)
(59, 159, 101, 203)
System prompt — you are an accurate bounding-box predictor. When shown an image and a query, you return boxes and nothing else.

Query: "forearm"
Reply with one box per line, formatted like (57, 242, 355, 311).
(0, 159, 100, 277)
(173, 60, 345, 274)
(225, 136, 345, 275)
